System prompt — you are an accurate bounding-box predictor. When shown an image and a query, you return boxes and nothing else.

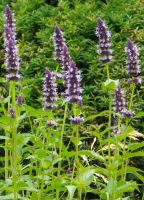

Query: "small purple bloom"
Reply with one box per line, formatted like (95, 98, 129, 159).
(4, 5, 20, 81)
(125, 39, 141, 85)
(70, 116, 84, 124)
(46, 121, 57, 127)
(114, 87, 133, 117)
(96, 18, 112, 63)
(17, 95, 23, 106)
(42, 68, 57, 110)
(10, 108, 16, 118)
(53, 25, 65, 64)
(66, 61, 83, 106)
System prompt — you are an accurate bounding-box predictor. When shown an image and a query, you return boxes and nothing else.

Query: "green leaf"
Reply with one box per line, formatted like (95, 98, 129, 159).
(102, 79, 119, 91)
(79, 167, 95, 187)
(79, 150, 104, 162)
(128, 141, 144, 151)
(115, 181, 138, 196)
(35, 149, 47, 159)
(122, 152, 144, 159)
(66, 185, 76, 200)
(126, 166, 144, 183)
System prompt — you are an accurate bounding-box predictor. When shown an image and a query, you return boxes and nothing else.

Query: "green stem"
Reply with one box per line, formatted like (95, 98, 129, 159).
(10, 81, 17, 200)
(123, 83, 135, 180)
(106, 63, 112, 168)
(1, 101, 9, 180)
(75, 125, 81, 200)
(129, 83, 135, 110)
(56, 103, 68, 200)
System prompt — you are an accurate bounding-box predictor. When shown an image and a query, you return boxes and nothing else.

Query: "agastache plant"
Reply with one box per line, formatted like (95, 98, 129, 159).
(96, 17, 112, 63)
(125, 39, 141, 84)
(4, 5, 20, 80)
(66, 61, 83, 106)
(53, 25, 65, 64)
(114, 86, 133, 117)
(42, 68, 57, 110)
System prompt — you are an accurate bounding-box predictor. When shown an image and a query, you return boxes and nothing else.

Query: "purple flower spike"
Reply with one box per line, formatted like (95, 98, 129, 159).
(66, 61, 83, 106)
(4, 5, 20, 81)
(53, 25, 65, 64)
(10, 108, 16, 118)
(114, 87, 133, 117)
(70, 116, 84, 124)
(96, 18, 112, 63)
(17, 95, 23, 106)
(42, 68, 57, 110)
(125, 39, 141, 84)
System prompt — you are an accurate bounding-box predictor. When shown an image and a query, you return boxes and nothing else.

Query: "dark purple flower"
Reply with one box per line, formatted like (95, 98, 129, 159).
(66, 61, 83, 106)
(125, 39, 141, 84)
(17, 95, 23, 106)
(53, 25, 65, 64)
(114, 87, 133, 117)
(70, 116, 84, 124)
(4, 5, 20, 81)
(61, 45, 73, 97)
(42, 68, 57, 110)
(10, 108, 16, 118)
(96, 18, 112, 63)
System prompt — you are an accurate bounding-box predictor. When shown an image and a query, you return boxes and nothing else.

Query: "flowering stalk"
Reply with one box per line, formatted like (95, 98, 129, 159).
(114, 86, 133, 118)
(125, 39, 141, 85)
(96, 18, 112, 63)
(96, 18, 113, 169)
(42, 68, 58, 199)
(53, 25, 65, 65)
(4, 5, 20, 81)
(4, 5, 21, 199)
(65, 61, 83, 199)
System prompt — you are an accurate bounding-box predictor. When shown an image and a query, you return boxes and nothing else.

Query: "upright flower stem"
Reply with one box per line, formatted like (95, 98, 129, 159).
(10, 81, 17, 200)
(75, 124, 81, 200)
(56, 103, 68, 200)
(106, 63, 112, 167)
(123, 82, 135, 180)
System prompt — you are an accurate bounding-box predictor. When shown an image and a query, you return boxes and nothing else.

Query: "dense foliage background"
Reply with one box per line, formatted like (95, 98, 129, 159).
(0, 0, 144, 199)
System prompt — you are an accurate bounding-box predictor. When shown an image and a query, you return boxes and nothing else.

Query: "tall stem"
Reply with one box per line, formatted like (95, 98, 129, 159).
(11, 81, 17, 200)
(56, 103, 68, 200)
(123, 83, 135, 180)
(75, 125, 81, 200)
(106, 63, 112, 167)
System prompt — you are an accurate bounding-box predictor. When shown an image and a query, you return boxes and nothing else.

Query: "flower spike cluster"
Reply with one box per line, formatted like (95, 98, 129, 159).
(42, 68, 57, 110)
(53, 25, 65, 64)
(96, 18, 112, 63)
(125, 39, 141, 84)
(66, 61, 83, 106)
(4, 5, 20, 80)
(114, 87, 133, 117)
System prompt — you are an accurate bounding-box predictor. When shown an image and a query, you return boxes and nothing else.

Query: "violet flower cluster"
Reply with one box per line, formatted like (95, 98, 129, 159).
(4, 5, 20, 80)
(42, 68, 57, 110)
(66, 61, 83, 106)
(96, 18, 112, 63)
(53, 26, 65, 64)
(53, 26, 83, 124)
(114, 87, 133, 117)
(125, 39, 141, 84)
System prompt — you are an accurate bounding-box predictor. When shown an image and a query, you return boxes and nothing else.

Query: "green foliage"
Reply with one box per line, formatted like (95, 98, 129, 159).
(0, 0, 144, 199)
